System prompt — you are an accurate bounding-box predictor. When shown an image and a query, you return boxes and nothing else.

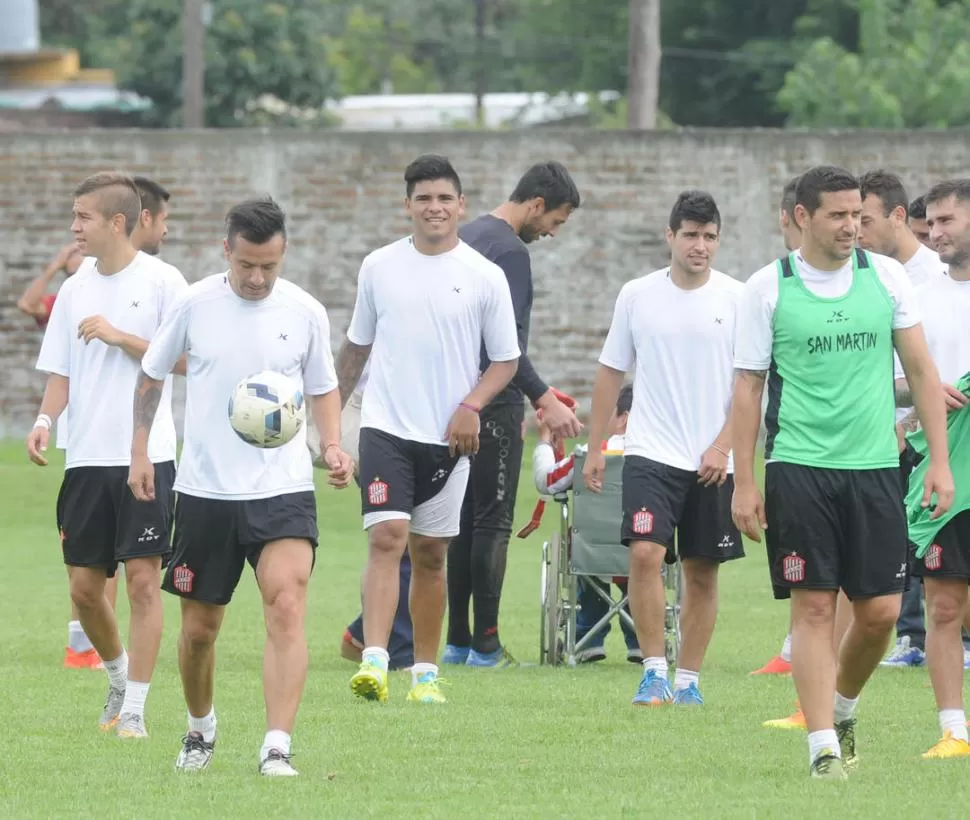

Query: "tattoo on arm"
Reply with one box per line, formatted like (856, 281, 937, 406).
(335, 338, 372, 406)
(735, 368, 767, 381)
(898, 409, 919, 434)
(134, 370, 163, 433)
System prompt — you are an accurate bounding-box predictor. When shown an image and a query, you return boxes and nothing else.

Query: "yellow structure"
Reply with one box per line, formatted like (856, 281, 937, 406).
(0, 47, 116, 87)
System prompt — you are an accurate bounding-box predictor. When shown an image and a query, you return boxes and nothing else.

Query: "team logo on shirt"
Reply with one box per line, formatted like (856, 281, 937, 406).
(925, 543, 943, 572)
(368, 477, 389, 506)
(632, 508, 654, 535)
(172, 564, 195, 593)
(782, 552, 806, 583)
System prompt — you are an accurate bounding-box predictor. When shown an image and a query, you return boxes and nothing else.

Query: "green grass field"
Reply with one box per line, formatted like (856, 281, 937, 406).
(0, 439, 966, 818)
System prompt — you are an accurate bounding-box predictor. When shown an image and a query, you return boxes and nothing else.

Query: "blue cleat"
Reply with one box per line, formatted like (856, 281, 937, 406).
(441, 644, 470, 665)
(466, 646, 518, 668)
(632, 669, 673, 706)
(879, 636, 925, 667)
(673, 682, 704, 705)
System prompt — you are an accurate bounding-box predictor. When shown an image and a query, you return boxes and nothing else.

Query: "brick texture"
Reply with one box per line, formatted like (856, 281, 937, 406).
(3, 128, 970, 438)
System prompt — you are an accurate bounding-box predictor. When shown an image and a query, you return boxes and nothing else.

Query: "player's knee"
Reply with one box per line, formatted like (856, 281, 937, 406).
(124, 561, 161, 610)
(409, 537, 448, 573)
(854, 597, 901, 635)
(264, 585, 306, 636)
(69, 570, 106, 610)
(180, 608, 221, 650)
(682, 559, 718, 594)
(629, 541, 666, 575)
(368, 520, 409, 558)
(792, 592, 837, 627)
(926, 587, 965, 628)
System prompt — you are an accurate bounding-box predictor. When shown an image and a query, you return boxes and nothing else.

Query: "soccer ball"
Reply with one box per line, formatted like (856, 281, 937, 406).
(228, 370, 305, 449)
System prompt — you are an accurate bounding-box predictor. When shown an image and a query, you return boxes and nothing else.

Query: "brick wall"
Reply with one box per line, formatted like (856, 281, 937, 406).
(3, 128, 970, 438)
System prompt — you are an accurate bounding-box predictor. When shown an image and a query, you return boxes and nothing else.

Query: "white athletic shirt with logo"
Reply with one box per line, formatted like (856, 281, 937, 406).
(598, 268, 742, 473)
(347, 236, 521, 445)
(35, 252, 188, 469)
(142, 273, 338, 501)
(893, 274, 970, 387)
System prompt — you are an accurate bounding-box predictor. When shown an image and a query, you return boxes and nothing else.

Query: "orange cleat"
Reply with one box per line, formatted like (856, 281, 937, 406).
(763, 702, 807, 730)
(750, 655, 792, 676)
(64, 647, 103, 670)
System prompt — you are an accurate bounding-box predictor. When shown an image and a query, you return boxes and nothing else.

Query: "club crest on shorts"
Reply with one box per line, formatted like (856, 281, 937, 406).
(925, 543, 943, 572)
(368, 476, 389, 506)
(632, 508, 654, 535)
(782, 552, 806, 583)
(172, 563, 195, 594)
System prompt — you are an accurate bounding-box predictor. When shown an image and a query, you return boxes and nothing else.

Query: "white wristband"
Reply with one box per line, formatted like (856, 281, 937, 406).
(34, 413, 52, 431)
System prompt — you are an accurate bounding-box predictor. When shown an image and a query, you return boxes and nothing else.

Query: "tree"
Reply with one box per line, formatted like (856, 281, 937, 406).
(778, 0, 970, 128)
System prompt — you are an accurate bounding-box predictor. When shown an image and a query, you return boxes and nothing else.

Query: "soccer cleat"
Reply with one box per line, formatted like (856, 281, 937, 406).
(466, 646, 518, 668)
(64, 647, 102, 670)
(99, 685, 125, 731)
(441, 644, 470, 665)
(879, 635, 925, 667)
(750, 654, 792, 676)
(810, 751, 847, 780)
(921, 731, 970, 759)
(116, 712, 148, 739)
(673, 682, 704, 705)
(763, 702, 807, 730)
(835, 718, 858, 767)
(632, 669, 673, 706)
(175, 731, 215, 772)
(350, 661, 388, 703)
(407, 672, 447, 704)
(259, 748, 299, 776)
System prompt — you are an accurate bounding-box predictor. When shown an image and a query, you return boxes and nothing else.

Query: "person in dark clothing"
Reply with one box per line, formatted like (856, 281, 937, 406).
(444, 161, 584, 667)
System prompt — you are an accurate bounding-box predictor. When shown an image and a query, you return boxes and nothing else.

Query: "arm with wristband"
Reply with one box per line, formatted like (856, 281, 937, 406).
(26, 375, 69, 467)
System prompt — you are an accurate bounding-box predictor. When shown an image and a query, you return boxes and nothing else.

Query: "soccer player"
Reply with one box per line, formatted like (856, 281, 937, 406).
(535, 384, 640, 663)
(731, 165, 953, 780)
(858, 169, 948, 668)
(27, 171, 188, 736)
(129, 196, 352, 776)
(583, 190, 745, 707)
(897, 179, 970, 758)
(907, 194, 934, 249)
(335, 154, 520, 705)
(445, 161, 583, 667)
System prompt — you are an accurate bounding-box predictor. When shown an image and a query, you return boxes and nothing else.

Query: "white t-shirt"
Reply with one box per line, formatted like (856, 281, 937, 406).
(735, 251, 921, 375)
(142, 273, 338, 501)
(35, 253, 187, 468)
(598, 268, 742, 472)
(893, 275, 970, 386)
(347, 237, 520, 445)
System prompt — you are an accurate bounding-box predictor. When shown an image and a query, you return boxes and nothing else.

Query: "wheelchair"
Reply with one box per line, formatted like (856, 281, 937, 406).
(538, 451, 681, 667)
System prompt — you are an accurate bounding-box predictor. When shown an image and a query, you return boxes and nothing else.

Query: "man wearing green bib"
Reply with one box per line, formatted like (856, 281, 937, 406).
(731, 165, 954, 780)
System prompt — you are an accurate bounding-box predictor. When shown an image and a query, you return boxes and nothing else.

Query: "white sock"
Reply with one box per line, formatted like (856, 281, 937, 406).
(808, 729, 841, 764)
(673, 668, 699, 691)
(68, 620, 93, 653)
(411, 662, 438, 687)
(261, 729, 291, 762)
(120, 680, 150, 718)
(780, 632, 792, 663)
(362, 646, 390, 671)
(833, 691, 859, 723)
(188, 707, 217, 743)
(102, 650, 128, 690)
(642, 656, 668, 677)
(940, 709, 970, 742)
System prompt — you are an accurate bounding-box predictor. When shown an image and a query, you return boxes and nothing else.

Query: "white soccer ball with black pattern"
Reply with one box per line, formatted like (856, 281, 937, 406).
(228, 370, 306, 449)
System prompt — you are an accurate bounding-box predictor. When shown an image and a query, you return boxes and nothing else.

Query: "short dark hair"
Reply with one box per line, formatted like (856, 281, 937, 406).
(509, 161, 581, 212)
(669, 190, 721, 233)
(908, 194, 927, 220)
(133, 176, 171, 217)
(616, 384, 633, 416)
(859, 169, 909, 216)
(924, 178, 970, 209)
(795, 165, 859, 215)
(780, 176, 800, 218)
(73, 171, 141, 236)
(225, 196, 287, 246)
(404, 154, 462, 198)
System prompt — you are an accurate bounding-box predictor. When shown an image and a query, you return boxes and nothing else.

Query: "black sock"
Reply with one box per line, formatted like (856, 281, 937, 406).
(446, 531, 473, 647)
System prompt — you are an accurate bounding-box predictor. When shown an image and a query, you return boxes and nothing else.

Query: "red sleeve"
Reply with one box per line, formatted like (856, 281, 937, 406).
(34, 293, 57, 328)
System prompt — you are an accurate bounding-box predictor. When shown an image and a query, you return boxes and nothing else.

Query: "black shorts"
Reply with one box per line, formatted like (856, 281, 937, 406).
(911, 510, 970, 582)
(620, 455, 744, 563)
(358, 427, 466, 537)
(162, 491, 318, 606)
(765, 462, 908, 600)
(56, 461, 175, 577)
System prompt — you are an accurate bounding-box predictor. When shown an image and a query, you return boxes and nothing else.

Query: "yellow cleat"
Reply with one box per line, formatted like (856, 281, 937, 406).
(350, 661, 388, 704)
(406, 674, 447, 704)
(922, 731, 970, 760)
(763, 704, 807, 730)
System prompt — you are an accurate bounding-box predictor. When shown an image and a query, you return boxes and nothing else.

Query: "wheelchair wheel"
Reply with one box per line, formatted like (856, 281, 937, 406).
(539, 532, 562, 665)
